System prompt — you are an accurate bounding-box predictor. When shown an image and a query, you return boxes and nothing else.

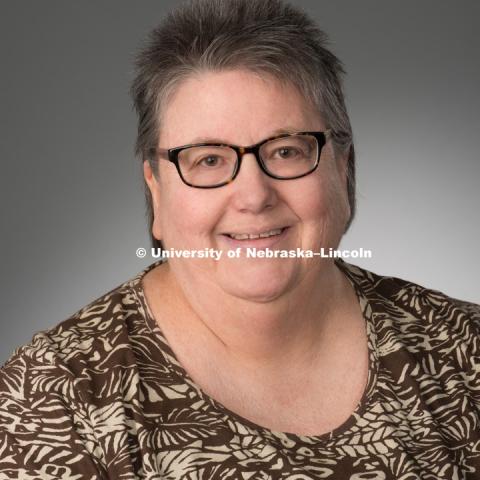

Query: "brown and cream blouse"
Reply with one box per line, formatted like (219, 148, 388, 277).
(1, 259, 479, 479)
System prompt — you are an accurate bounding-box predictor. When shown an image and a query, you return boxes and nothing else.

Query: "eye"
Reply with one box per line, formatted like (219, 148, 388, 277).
(196, 155, 222, 167)
(200, 155, 220, 167)
(275, 147, 301, 159)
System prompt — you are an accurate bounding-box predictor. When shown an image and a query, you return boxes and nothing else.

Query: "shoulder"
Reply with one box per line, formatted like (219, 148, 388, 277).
(339, 258, 479, 321)
(338, 259, 480, 359)
(0, 268, 148, 408)
(2, 274, 141, 377)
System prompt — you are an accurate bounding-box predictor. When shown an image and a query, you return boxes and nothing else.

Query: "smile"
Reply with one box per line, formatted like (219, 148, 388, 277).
(226, 228, 286, 240)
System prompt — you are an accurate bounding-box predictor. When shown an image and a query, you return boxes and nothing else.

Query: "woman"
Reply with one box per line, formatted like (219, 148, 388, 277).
(1, 0, 479, 478)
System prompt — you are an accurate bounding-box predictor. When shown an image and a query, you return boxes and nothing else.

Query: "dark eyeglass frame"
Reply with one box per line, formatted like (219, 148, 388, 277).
(150, 130, 332, 189)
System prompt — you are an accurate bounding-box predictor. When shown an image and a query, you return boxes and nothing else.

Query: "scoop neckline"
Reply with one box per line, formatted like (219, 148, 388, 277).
(129, 258, 379, 446)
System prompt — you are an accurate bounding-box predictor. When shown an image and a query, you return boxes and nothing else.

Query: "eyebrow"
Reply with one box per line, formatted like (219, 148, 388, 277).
(188, 127, 307, 145)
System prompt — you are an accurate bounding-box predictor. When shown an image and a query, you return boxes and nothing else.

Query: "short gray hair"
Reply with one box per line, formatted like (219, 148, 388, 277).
(131, 0, 356, 249)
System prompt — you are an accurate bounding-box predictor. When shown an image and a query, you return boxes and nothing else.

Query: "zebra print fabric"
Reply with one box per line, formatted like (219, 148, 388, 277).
(0, 259, 479, 479)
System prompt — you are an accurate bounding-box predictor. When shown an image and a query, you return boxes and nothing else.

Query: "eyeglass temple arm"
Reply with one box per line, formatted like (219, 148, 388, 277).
(327, 129, 350, 141)
(147, 147, 170, 163)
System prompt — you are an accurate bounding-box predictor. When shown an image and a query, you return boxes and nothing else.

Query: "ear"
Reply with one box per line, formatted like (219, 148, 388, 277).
(337, 148, 349, 184)
(336, 148, 351, 221)
(143, 160, 162, 241)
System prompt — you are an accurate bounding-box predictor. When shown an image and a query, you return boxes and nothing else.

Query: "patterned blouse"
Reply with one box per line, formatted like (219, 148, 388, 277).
(0, 259, 479, 479)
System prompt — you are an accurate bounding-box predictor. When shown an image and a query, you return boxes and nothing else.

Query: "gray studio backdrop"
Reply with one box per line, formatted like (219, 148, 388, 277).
(1, 1, 479, 365)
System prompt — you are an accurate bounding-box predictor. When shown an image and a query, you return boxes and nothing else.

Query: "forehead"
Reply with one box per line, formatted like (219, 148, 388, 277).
(159, 69, 324, 147)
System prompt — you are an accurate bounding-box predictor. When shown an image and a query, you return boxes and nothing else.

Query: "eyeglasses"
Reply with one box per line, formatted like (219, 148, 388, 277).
(151, 130, 331, 188)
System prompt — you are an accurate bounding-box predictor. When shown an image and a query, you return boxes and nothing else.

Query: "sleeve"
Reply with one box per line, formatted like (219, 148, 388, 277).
(0, 333, 108, 479)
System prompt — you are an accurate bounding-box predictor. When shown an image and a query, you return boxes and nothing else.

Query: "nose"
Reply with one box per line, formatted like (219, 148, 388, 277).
(228, 152, 278, 213)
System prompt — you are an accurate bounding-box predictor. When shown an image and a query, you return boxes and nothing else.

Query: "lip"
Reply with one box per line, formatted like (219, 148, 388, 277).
(220, 226, 290, 249)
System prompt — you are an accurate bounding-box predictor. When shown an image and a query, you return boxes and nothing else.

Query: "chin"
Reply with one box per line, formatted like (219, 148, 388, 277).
(218, 260, 299, 303)
(223, 283, 291, 303)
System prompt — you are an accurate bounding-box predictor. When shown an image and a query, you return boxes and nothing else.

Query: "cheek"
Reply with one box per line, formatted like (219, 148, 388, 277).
(298, 167, 349, 233)
(157, 187, 220, 247)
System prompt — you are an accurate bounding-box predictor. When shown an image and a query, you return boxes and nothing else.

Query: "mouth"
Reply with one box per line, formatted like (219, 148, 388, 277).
(224, 227, 286, 240)
(220, 226, 290, 248)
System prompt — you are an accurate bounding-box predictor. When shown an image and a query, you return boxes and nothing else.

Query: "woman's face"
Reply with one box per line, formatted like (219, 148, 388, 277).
(144, 69, 350, 302)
